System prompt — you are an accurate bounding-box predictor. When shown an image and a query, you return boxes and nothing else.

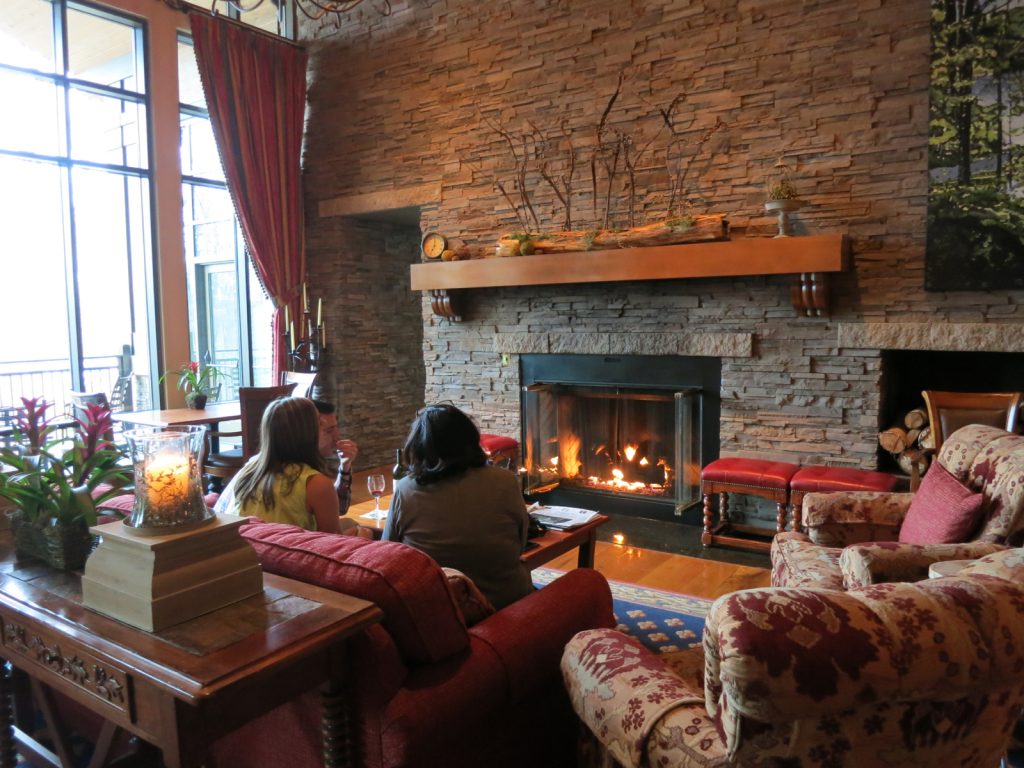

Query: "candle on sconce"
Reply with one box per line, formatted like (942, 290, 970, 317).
(290, 321, 296, 350)
(321, 322, 327, 348)
(302, 283, 309, 312)
(284, 304, 290, 328)
(308, 318, 314, 340)
(144, 454, 190, 515)
(316, 297, 322, 327)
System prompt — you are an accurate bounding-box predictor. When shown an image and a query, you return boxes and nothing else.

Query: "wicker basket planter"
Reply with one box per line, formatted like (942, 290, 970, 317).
(9, 511, 96, 571)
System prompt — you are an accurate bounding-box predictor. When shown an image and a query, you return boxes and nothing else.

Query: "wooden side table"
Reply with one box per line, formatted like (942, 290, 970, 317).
(0, 537, 382, 768)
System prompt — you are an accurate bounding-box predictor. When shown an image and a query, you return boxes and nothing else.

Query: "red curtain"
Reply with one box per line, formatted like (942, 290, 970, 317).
(189, 12, 308, 381)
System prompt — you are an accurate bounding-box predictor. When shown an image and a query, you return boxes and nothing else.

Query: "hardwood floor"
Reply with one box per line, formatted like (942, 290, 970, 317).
(351, 465, 772, 600)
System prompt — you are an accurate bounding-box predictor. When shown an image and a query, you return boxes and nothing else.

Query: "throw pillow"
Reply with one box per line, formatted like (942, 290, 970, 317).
(898, 463, 985, 545)
(442, 567, 496, 626)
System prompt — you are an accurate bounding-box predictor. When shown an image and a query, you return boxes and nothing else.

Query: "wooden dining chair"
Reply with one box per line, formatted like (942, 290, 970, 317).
(202, 383, 297, 489)
(922, 390, 1022, 451)
(281, 371, 318, 398)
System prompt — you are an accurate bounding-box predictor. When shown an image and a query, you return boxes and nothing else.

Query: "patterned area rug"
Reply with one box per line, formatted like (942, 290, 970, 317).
(533, 567, 712, 654)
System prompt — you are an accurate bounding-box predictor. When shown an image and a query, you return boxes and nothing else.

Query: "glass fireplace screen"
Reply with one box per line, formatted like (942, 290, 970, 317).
(522, 384, 701, 514)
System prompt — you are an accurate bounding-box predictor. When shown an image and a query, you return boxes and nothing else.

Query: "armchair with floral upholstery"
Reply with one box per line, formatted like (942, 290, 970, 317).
(561, 548, 1024, 768)
(771, 424, 1024, 590)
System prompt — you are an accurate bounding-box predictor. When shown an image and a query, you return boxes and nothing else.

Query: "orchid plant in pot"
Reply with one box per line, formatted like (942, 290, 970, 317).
(0, 398, 131, 570)
(161, 361, 222, 409)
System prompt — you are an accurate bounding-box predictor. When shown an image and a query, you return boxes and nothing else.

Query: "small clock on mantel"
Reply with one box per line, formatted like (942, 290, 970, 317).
(421, 232, 448, 260)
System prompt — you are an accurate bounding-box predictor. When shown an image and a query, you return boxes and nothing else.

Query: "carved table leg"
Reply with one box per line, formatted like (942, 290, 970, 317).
(322, 680, 353, 768)
(0, 664, 16, 768)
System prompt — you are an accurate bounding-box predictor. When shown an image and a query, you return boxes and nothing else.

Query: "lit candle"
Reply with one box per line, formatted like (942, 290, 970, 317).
(145, 454, 190, 512)
(290, 320, 296, 350)
(316, 297, 322, 327)
(302, 283, 309, 312)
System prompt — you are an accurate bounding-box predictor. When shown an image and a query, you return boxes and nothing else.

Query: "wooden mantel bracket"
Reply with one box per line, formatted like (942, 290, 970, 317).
(790, 272, 831, 317)
(429, 289, 463, 321)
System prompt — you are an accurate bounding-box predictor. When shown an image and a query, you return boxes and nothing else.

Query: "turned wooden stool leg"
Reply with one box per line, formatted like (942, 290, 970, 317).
(701, 493, 713, 546)
(775, 501, 787, 534)
(719, 492, 730, 524)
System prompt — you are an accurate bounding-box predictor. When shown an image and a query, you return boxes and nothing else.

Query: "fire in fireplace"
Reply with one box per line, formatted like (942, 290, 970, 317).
(520, 355, 720, 521)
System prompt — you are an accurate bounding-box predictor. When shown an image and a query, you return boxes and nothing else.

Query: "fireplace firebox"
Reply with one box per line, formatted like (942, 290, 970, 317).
(520, 355, 720, 522)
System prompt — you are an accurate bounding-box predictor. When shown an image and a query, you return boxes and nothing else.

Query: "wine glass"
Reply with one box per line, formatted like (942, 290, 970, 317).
(367, 474, 387, 526)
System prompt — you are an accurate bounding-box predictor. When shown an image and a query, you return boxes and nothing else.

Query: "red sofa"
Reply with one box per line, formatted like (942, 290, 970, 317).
(210, 521, 615, 768)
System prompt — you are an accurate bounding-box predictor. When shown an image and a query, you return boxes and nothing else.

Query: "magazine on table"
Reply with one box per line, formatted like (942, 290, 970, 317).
(527, 503, 599, 530)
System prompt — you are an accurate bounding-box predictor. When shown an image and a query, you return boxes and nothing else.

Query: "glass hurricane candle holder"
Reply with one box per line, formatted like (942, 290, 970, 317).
(124, 426, 215, 534)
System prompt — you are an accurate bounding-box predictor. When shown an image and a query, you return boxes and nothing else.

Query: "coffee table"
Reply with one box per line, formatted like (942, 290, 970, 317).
(345, 497, 608, 570)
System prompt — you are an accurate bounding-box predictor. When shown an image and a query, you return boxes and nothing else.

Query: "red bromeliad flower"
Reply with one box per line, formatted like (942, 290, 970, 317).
(76, 402, 114, 460)
(16, 397, 54, 454)
(188, 361, 200, 375)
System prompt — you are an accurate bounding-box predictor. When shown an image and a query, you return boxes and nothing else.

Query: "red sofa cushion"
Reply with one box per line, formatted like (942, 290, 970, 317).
(701, 457, 799, 487)
(899, 463, 985, 545)
(240, 521, 469, 664)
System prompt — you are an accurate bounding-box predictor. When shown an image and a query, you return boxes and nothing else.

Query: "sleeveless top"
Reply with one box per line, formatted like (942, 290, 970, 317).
(233, 463, 323, 531)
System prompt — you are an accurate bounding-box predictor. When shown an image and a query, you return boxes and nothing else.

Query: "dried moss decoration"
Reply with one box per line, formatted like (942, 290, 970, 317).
(666, 217, 696, 231)
(767, 177, 799, 201)
(581, 230, 600, 250)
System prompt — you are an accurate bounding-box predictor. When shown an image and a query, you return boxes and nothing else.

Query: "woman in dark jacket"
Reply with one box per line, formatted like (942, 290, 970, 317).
(383, 403, 533, 609)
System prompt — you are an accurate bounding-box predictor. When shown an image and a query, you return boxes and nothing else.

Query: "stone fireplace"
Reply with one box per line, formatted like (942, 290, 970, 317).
(519, 354, 720, 523)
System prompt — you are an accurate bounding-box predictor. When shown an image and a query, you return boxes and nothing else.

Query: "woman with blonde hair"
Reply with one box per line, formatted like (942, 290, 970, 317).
(229, 396, 360, 535)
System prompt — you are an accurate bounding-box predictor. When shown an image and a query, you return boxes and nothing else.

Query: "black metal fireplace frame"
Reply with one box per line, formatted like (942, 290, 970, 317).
(519, 354, 721, 523)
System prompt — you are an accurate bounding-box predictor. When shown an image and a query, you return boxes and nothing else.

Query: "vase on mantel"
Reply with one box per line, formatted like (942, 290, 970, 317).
(184, 392, 208, 410)
(765, 199, 802, 238)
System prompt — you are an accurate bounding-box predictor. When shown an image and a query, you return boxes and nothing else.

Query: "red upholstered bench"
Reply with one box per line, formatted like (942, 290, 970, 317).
(788, 466, 904, 532)
(701, 458, 799, 552)
(480, 433, 519, 468)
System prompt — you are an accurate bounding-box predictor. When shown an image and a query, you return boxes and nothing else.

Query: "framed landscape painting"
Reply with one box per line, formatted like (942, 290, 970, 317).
(927, 0, 1024, 291)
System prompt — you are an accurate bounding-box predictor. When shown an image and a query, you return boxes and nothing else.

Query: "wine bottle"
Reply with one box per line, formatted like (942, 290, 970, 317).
(392, 448, 407, 493)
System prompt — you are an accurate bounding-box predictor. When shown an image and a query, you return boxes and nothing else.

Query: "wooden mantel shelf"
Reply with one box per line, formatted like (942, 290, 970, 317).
(410, 234, 850, 321)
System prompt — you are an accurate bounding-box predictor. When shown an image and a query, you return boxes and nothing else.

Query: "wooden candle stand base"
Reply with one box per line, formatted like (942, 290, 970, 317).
(82, 514, 263, 632)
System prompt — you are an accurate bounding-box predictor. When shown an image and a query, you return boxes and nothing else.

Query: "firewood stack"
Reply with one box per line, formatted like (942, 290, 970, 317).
(878, 407, 934, 478)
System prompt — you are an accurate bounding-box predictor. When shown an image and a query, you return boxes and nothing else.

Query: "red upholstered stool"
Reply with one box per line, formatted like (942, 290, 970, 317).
(701, 458, 799, 552)
(480, 433, 519, 468)
(789, 466, 904, 532)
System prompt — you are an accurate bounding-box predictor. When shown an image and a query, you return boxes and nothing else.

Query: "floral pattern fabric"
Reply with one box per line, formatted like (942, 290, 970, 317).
(773, 425, 1024, 589)
(563, 549, 1024, 767)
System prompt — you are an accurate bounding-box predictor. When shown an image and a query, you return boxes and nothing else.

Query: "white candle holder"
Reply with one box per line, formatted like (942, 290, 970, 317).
(124, 426, 214, 534)
(764, 199, 803, 238)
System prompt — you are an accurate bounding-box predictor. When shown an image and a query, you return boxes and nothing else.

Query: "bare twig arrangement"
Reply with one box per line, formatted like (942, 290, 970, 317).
(482, 112, 540, 232)
(530, 119, 577, 231)
(477, 73, 726, 236)
(592, 73, 625, 229)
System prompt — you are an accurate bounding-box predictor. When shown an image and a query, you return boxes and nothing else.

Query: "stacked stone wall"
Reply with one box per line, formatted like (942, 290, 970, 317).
(300, 0, 1024, 474)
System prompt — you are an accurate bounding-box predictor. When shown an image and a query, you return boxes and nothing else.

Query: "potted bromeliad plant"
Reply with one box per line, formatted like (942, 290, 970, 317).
(0, 397, 131, 570)
(161, 361, 222, 409)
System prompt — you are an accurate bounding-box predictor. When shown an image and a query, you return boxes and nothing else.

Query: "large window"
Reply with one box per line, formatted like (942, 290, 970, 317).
(0, 0, 279, 414)
(178, 37, 274, 400)
(0, 0, 155, 414)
